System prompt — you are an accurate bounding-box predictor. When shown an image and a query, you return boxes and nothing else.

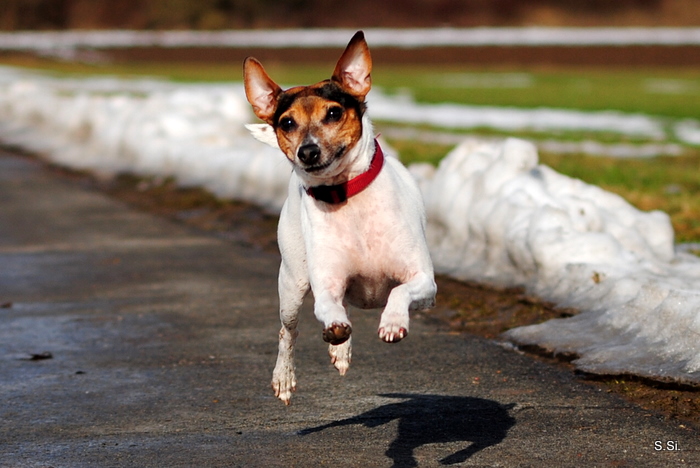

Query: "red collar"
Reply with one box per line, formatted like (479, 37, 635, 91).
(306, 140, 384, 204)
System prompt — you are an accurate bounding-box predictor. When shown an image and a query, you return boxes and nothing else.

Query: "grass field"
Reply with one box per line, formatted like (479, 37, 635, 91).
(2, 54, 700, 242)
(5, 56, 700, 118)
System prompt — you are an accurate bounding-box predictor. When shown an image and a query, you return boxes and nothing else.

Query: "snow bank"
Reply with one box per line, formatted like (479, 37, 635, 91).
(0, 67, 292, 212)
(369, 91, 700, 147)
(370, 93, 666, 139)
(418, 139, 700, 384)
(1, 67, 699, 384)
(2, 28, 700, 52)
(382, 127, 685, 158)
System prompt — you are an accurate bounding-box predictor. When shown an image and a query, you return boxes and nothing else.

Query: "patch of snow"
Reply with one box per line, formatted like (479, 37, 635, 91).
(380, 127, 685, 158)
(535, 140, 685, 158)
(368, 90, 667, 139)
(675, 119, 700, 146)
(2, 28, 700, 52)
(416, 139, 700, 384)
(0, 68, 292, 212)
(644, 78, 700, 95)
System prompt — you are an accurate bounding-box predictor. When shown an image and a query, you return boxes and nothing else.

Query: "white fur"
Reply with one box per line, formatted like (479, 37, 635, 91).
(269, 115, 437, 404)
(245, 123, 280, 149)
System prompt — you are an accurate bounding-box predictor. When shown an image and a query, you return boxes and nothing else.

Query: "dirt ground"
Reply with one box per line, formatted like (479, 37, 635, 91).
(26, 155, 698, 431)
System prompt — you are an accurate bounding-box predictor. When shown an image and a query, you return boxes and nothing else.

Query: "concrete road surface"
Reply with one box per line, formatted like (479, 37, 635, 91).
(1, 150, 697, 467)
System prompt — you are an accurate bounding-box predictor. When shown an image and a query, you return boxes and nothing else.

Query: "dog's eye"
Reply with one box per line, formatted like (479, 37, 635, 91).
(279, 117, 297, 132)
(325, 106, 344, 123)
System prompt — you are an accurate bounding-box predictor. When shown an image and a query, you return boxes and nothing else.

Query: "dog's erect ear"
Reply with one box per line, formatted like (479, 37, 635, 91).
(332, 30, 372, 100)
(244, 57, 282, 124)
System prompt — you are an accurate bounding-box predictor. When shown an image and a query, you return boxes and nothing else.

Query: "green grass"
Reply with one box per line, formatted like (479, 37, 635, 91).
(0, 55, 249, 84)
(385, 139, 455, 166)
(373, 66, 700, 119)
(4, 55, 700, 119)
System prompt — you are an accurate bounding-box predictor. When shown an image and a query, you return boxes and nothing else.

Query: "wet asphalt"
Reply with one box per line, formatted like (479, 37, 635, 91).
(1, 150, 698, 467)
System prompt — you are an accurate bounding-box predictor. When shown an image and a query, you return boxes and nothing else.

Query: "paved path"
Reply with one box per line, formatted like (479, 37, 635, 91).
(1, 151, 697, 467)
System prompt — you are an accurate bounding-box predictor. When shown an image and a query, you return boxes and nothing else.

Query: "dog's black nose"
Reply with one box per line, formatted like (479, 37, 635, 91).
(297, 144, 321, 165)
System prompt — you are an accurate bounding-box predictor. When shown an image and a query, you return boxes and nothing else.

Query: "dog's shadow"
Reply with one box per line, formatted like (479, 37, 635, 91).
(299, 393, 516, 467)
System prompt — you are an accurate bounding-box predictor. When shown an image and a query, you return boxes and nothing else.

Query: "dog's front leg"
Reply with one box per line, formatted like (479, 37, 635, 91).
(314, 288, 352, 345)
(378, 271, 436, 343)
(314, 287, 352, 375)
(272, 261, 309, 405)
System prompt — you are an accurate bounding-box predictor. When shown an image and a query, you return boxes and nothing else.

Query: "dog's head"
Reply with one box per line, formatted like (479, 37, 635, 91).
(243, 31, 372, 176)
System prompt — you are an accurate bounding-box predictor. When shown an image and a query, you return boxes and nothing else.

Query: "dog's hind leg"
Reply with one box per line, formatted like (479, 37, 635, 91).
(272, 261, 309, 405)
(328, 335, 352, 375)
(378, 271, 436, 343)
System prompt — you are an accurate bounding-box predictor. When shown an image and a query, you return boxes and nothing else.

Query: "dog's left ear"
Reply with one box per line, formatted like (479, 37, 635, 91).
(332, 30, 372, 100)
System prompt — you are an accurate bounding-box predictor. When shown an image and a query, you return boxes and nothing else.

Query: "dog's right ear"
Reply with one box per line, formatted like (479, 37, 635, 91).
(244, 57, 282, 124)
(332, 30, 372, 100)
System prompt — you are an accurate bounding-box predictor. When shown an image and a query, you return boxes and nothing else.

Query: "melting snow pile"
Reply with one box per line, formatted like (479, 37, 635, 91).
(1, 67, 699, 385)
(0, 67, 292, 212)
(417, 139, 700, 384)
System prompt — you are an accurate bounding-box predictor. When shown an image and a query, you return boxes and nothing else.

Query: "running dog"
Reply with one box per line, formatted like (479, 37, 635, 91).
(243, 31, 436, 405)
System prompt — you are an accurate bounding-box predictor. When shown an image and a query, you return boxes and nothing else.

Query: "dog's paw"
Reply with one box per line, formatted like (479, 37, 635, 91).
(378, 309, 409, 343)
(322, 322, 352, 345)
(271, 368, 297, 405)
(378, 324, 408, 343)
(328, 339, 352, 375)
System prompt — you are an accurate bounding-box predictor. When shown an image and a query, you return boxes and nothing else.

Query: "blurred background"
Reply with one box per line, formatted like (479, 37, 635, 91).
(1, 0, 699, 243)
(1, 0, 699, 29)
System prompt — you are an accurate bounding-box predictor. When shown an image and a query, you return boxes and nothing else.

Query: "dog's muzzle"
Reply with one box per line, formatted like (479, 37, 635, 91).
(297, 144, 321, 166)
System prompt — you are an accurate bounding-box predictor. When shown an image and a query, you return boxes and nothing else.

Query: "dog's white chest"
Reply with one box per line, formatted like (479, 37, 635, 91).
(301, 182, 423, 309)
